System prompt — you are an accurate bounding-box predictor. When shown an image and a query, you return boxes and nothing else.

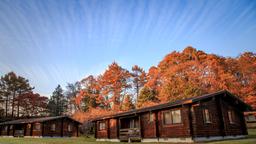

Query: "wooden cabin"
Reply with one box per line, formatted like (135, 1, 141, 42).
(92, 90, 251, 142)
(0, 116, 81, 137)
(244, 111, 256, 128)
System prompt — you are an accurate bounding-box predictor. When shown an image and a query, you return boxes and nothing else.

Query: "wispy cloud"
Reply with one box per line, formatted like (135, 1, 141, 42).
(0, 0, 255, 96)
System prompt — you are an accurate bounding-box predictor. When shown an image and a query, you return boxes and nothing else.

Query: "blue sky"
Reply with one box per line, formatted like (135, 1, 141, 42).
(0, 0, 256, 96)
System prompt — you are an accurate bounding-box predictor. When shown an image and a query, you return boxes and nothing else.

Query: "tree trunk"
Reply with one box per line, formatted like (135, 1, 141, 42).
(17, 91, 21, 117)
(5, 96, 8, 117)
(11, 91, 16, 117)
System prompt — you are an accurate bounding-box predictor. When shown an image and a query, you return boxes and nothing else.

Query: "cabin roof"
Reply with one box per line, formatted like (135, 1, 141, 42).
(92, 90, 251, 121)
(0, 116, 82, 125)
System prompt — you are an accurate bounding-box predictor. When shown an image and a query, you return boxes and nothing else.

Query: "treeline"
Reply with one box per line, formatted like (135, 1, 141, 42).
(73, 47, 256, 121)
(1, 47, 255, 121)
(0, 72, 80, 118)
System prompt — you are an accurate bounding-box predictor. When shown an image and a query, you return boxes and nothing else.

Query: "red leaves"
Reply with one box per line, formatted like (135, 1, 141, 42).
(17, 92, 48, 116)
(73, 47, 256, 122)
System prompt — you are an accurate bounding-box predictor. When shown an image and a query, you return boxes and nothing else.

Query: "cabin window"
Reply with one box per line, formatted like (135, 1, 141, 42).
(163, 109, 181, 125)
(51, 123, 56, 131)
(68, 124, 72, 132)
(28, 124, 31, 129)
(34, 123, 41, 130)
(203, 108, 211, 123)
(228, 110, 235, 124)
(172, 110, 182, 124)
(4, 126, 8, 131)
(99, 122, 106, 130)
(149, 112, 154, 122)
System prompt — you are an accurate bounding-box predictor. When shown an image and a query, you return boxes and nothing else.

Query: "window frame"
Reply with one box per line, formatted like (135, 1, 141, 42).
(228, 110, 235, 124)
(171, 109, 182, 124)
(163, 109, 182, 125)
(203, 108, 211, 124)
(149, 112, 154, 122)
(4, 125, 8, 131)
(51, 123, 56, 131)
(68, 124, 72, 132)
(99, 121, 106, 131)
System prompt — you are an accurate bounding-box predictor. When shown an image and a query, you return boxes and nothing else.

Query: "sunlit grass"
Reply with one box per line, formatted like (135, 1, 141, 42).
(0, 129, 255, 144)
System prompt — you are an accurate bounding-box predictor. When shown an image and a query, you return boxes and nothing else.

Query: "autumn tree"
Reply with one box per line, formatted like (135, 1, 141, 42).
(121, 94, 134, 111)
(65, 82, 81, 115)
(99, 62, 132, 111)
(131, 65, 147, 104)
(76, 75, 100, 112)
(17, 92, 48, 117)
(48, 85, 68, 116)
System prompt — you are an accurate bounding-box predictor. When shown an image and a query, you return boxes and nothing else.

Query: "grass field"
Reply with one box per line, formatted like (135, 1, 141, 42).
(0, 129, 255, 144)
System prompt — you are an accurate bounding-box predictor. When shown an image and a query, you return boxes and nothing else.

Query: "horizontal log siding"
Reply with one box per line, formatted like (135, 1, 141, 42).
(42, 119, 61, 137)
(158, 106, 191, 138)
(141, 112, 156, 138)
(221, 100, 247, 136)
(192, 99, 222, 137)
(62, 119, 78, 137)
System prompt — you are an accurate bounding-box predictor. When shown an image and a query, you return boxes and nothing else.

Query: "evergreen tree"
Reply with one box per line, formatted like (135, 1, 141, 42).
(137, 86, 158, 108)
(48, 85, 67, 116)
(131, 65, 147, 104)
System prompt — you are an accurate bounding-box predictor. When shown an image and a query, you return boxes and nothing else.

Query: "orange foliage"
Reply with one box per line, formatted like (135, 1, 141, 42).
(74, 46, 256, 120)
(72, 108, 117, 122)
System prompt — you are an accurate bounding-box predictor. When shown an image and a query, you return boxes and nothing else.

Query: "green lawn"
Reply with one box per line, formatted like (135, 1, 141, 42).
(0, 129, 255, 144)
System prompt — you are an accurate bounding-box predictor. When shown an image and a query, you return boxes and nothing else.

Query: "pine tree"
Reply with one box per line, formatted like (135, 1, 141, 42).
(48, 85, 68, 116)
(131, 65, 147, 104)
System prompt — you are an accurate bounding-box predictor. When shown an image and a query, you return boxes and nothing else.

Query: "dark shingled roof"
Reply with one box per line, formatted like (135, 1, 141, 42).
(92, 90, 251, 121)
(0, 116, 82, 125)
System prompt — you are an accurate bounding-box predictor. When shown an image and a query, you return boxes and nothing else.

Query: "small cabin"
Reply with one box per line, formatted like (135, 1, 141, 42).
(92, 90, 251, 143)
(244, 111, 256, 128)
(0, 116, 81, 137)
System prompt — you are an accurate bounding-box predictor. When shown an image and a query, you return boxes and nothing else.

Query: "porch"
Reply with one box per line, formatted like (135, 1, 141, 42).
(119, 116, 141, 142)
(12, 124, 26, 137)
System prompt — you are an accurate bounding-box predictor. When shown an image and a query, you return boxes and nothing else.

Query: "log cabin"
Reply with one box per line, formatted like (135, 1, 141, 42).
(92, 90, 251, 142)
(0, 116, 81, 137)
(244, 111, 256, 128)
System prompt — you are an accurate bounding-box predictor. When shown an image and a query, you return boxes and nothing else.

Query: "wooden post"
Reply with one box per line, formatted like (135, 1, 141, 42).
(30, 123, 33, 136)
(61, 118, 64, 137)
(12, 125, 15, 136)
(216, 96, 226, 136)
(139, 115, 143, 138)
(188, 105, 194, 139)
(107, 119, 110, 139)
(7, 125, 10, 136)
(116, 118, 120, 139)
(24, 124, 27, 136)
(41, 122, 44, 137)
(76, 123, 79, 137)
(94, 121, 97, 138)
(155, 111, 159, 138)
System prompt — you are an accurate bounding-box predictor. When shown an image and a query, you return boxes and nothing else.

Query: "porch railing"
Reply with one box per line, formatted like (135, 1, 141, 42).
(14, 130, 24, 137)
(119, 128, 141, 141)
